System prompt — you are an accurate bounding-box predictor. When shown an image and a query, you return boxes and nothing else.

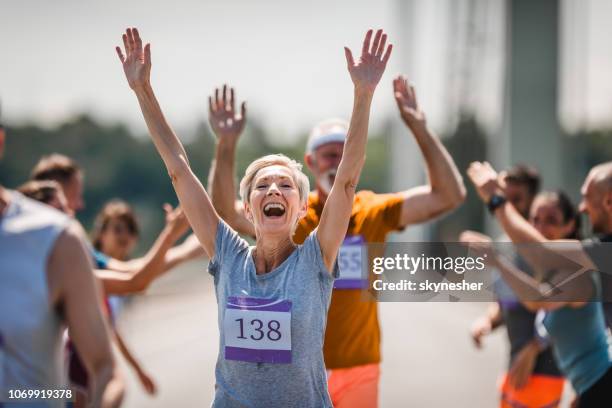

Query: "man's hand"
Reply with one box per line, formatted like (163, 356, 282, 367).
(116, 27, 151, 91)
(393, 75, 426, 129)
(208, 84, 246, 145)
(460, 230, 499, 265)
(136, 368, 157, 395)
(470, 316, 492, 349)
(467, 161, 503, 203)
(344, 29, 393, 94)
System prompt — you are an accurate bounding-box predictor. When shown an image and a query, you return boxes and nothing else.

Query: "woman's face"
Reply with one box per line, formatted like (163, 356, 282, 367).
(245, 165, 306, 238)
(529, 197, 575, 240)
(99, 217, 138, 260)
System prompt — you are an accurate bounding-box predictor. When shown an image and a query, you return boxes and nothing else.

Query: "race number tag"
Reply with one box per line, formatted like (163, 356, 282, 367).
(224, 297, 292, 364)
(335, 235, 367, 289)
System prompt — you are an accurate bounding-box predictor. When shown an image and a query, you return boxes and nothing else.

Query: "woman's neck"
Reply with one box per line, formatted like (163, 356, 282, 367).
(252, 235, 296, 275)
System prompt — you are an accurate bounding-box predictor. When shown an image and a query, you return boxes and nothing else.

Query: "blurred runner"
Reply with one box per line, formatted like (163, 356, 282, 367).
(30, 154, 203, 276)
(464, 190, 574, 407)
(91, 199, 204, 271)
(467, 161, 612, 407)
(18, 181, 195, 406)
(0, 125, 124, 408)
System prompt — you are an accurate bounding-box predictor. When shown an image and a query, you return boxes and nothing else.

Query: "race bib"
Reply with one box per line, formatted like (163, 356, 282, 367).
(335, 235, 367, 289)
(224, 297, 292, 364)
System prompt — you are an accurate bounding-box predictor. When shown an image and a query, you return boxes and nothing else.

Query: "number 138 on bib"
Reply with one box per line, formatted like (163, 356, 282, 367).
(224, 297, 292, 364)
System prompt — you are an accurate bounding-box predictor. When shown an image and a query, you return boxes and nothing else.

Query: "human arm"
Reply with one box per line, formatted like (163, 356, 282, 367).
(492, 252, 589, 310)
(459, 228, 588, 309)
(206, 84, 256, 237)
(461, 230, 590, 310)
(467, 161, 596, 282)
(463, 239, 589, 310)
(163, 233, 206, 271)
(317, 29, 392, 271)
(392, 76, 466, 226)
(113, 329, 156, 395)
(116, 27, 219, 258)
(47, 222, 124, 407)
(467, 161, 594, 265)
(98, 205, 189, 294)
(470, 303, 503, 349)
(507, 338, 542, 389)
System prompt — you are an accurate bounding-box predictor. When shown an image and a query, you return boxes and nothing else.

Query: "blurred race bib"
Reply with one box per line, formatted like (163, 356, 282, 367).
(335, 235, 367, 289)
(224, 297, 292, 364)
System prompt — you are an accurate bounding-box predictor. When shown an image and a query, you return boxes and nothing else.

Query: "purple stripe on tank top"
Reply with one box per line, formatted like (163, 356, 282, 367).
(227, 297, 292, 312)
(225, 346, 292, 364)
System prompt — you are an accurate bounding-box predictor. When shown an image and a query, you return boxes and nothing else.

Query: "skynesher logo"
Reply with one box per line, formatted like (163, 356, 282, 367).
(372, 254, 487, 275)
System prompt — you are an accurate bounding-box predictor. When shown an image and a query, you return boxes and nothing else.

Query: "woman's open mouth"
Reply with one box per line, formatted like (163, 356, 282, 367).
(263, 202, 286, 218)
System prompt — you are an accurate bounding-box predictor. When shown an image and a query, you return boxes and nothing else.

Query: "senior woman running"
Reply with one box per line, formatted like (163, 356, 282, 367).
(116, 27, 392, 407)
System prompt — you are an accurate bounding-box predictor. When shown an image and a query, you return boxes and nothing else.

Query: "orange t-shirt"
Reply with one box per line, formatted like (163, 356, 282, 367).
(293, 190, 405, 369)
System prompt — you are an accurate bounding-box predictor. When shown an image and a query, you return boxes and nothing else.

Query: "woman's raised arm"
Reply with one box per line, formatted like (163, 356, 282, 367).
(317, 29, 392, 271)
(116, 27, 219, 258)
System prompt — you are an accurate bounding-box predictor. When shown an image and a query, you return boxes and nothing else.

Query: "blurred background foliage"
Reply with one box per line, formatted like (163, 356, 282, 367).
(1, 113, 610, 252)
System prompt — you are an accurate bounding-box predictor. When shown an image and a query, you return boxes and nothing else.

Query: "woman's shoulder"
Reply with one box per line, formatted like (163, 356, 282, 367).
(209, 219, 252, 278)
(296, 229, 339, 279)
(216, 219, 251, 254)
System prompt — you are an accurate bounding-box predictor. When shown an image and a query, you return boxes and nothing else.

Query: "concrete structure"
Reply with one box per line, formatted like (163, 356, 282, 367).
(497, 0, 562, 188)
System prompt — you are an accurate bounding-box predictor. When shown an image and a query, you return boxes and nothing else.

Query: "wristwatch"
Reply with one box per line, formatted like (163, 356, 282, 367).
(487, 194, 507, 214)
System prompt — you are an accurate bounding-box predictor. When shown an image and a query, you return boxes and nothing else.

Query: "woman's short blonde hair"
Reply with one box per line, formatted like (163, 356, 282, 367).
(239, 154, 310, 206)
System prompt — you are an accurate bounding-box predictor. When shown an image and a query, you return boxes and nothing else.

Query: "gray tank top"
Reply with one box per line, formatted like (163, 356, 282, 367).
(209, 220, 339, 407)
(0, 191, 70, 406)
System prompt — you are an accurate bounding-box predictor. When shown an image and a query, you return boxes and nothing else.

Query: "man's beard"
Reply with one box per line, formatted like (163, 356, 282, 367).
(590, 211, 611, 235)
(318, 168, 337, 195)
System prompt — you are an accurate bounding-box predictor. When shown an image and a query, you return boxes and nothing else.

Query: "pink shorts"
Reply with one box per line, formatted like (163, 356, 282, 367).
(327, 363, 380, 408)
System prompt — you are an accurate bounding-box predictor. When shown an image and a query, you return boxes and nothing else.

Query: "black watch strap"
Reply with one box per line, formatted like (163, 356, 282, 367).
(487, 194, 507, 214)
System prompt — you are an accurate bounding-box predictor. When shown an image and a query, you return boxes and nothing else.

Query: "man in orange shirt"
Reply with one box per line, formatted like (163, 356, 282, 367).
(207, 76, 466, 407)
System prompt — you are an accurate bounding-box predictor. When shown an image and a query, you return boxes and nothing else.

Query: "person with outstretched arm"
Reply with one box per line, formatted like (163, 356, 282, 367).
(206, 76, 465, 407)
(0, 123, 124, 408)
(465, 161, 612, 407)
(18, 179, 199, 404)
(116, 26, 392, 407)
(30, 154, 203, 280)
(463, 190, 577, 407)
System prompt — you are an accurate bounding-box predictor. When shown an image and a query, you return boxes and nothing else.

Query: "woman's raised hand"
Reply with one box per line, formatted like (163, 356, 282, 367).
(116, 27, 151, 91)
(344, 29, 393, 94)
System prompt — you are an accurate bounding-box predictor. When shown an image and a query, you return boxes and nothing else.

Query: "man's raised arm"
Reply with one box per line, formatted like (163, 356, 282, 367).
(392, 76, 466, 227)
(207, 85, 255, 237)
